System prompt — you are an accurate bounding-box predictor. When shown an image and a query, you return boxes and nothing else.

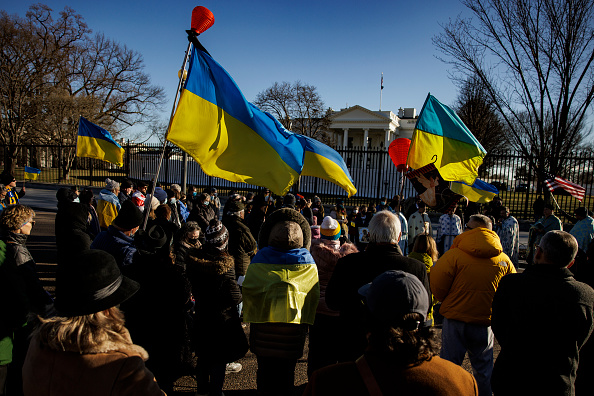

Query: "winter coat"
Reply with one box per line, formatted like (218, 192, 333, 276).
(0, 231, 53, 335)
(431, 227, 516, 326)
(90, 226, 137, 268)
(310, 239, 358, 316)
(325, 243, 430, 361)
(55, 201, 93, 265)
(188, 203, 216, 233)
(223, 215, 257, 277)
(186, 249, 246, 363)
(120, 251, 193, 385)
(491, 265, 594, 396)
(243, 208, 317, 360)
(22, 331, 164, 396)
(246, 208, 266, 245)
(304, 353, 478, 396)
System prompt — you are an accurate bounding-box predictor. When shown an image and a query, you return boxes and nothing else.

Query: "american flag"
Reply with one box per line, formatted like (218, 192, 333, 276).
(544, 173, 585, 201)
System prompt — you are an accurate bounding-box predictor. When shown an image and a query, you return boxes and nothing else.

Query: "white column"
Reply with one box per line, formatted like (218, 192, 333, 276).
(363, 129, 369, 171)
(384, 128, 391, 148)
(343, 128, 349, 147)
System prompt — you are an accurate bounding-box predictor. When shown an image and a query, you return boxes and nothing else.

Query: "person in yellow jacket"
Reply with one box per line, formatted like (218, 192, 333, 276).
(430, 214, 515, 396)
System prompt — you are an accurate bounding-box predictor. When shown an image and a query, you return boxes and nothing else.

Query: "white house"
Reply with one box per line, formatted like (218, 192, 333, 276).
(328, 105, 418, 149)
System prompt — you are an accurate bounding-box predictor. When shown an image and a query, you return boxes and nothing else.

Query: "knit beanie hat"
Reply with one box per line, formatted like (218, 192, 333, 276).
(153, 187, 167, 203)
(105, 178, 120, 191)
(320, 216, 340, 240)
(226, 200, 245, 213)
(205, 219, 229, 251)
(113, 200, 143, 230)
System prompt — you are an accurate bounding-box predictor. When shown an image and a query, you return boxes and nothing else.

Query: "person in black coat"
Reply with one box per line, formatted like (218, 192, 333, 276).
(186, 219, 246, 396)
(55, 200, 93, 266)
(0, 205, 54, 395)
(491, 230, 594, 396)
(222, 200, 257, 278)
(188, 193, 216, 234)
(119, 225, 193, 395)
(325, 210, 431, 362)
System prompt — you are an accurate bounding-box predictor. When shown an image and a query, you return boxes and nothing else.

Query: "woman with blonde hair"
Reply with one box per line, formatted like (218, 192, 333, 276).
(22, 249, 165, 395)
(408, 234, 439, 325)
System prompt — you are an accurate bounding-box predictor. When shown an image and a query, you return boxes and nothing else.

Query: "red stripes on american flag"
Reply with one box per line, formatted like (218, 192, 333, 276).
(545, 175, 586, 201)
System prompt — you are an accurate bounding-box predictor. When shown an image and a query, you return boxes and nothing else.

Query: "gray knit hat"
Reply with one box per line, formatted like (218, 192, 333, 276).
(105, 178, 120, 191)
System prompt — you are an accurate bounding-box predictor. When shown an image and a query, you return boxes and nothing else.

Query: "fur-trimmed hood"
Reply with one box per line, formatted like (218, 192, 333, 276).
(39, 327, 149, 361)
(258, 208, 311, 250)
(187, 250, 235, 275)
(311, 239, 358, 262)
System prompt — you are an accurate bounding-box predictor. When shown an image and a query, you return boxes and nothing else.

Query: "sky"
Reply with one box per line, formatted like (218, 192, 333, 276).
(1, 0, 472, 140)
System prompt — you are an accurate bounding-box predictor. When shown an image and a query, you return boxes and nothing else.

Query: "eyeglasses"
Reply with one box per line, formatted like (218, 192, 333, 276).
(21, 220, 35, 228)
(464, 223, 474, 231)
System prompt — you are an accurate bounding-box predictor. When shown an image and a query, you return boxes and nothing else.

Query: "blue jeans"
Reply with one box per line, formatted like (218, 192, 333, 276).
(440, 318, 493, 396)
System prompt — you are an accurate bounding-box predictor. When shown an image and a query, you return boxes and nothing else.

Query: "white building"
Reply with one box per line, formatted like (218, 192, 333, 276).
(329, 105, 418, 149)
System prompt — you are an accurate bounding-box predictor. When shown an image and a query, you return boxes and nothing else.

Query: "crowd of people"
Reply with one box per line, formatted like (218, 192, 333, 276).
(1, 175, 594, 396)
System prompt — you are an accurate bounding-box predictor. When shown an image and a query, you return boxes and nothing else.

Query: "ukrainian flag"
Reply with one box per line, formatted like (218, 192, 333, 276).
(167, 42, 356, 197)
(76, 117, 124, 167)
(407, 94, 486, 185)
(24, 167, 40, 180)
(451, 179, 498, 203)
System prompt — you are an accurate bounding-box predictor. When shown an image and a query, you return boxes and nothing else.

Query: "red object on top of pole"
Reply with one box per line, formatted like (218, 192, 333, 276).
(191, 6, 214, 34)
(388, 138, 411, 172)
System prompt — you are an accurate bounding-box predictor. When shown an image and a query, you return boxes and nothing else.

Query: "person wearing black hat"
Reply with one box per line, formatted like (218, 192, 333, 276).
(0, 173, 24, 206)
(304, 270, 478, 396)
(21, 249, 165, 395)
(282, 193, 297, 210)
(186, 219, 247, 396)
(222, 200, 257, 278)
(120, 225, 193, 394)
(90, 200, 143, 268)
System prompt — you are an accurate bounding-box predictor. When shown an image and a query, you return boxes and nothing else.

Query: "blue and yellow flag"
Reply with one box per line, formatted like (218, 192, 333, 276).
(407, 94, 486, 185)
(167, 43, 356, 197)
(24, 167, 40, 180)
(76, 117, 124, 167)
(451, 179, 498, 203)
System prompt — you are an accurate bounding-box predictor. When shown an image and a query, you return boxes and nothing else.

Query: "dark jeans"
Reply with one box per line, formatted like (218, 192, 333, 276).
(196, 358, 226, 396)
(256, 356, 297, 396)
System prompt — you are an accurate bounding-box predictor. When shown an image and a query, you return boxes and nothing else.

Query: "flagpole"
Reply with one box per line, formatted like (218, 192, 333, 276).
(141, 37, 193, 230)
(380, 72, 383, 111)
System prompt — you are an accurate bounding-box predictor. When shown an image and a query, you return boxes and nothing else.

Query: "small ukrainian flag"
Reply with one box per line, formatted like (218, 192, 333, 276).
(24, 166, 41, 180)
(76, 117, 124, 167)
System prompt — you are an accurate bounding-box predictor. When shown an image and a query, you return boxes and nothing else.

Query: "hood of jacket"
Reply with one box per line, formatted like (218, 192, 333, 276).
(311, 239, 358, 262)
(56, 202, 89, 232)
(35, 326, 148, 360)
(451, 227, 503, 259)
(258, 208, 311, 250)
(188, 250, 234, 275)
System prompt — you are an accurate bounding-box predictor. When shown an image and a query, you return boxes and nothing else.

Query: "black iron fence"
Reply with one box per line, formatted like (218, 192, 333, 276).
(4, 143, 594, 222)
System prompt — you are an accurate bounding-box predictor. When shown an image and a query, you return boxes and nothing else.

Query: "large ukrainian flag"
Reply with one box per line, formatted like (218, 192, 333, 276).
(76, 117, 124, 167)
(167, 43, 356, 197)
(407, 94, 486, 186)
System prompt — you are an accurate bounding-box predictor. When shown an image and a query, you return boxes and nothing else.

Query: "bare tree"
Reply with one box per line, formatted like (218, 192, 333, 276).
(0, 4, 89, 173)
(454, 74, 510, 154)
(254, 81, 334, 145)
(0, 4, 165, 177)
(434, 0, 594, 194)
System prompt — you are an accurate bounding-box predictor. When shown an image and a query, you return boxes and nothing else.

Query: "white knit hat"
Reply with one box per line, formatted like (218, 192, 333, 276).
(320, 216, 340, 240)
